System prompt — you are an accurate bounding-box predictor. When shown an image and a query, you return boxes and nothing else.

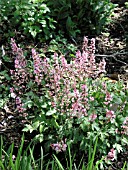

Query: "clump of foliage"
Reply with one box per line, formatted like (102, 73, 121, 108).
(47, 34, 77, 61)
(0, 46, 11, 110)
(9, 37, 128, 169)
(0, 0, 56, 41)
(0, 0, 117, 42)
(46, 0, 117, 37)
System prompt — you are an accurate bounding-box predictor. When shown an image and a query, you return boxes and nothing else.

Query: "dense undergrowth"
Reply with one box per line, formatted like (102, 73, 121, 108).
(0, 0, 128, 170)
(0, 0, 118, 41)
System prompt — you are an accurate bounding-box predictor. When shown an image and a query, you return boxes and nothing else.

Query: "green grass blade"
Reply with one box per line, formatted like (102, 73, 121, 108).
(45, 160, 51, 170)
(94, 157, 104, 170)
(87, 136, 98, 170)
(26, 156, 33, 170)
(29, 146, 36, 169)
(51, 160, 55, 170)
(77, 154, 84, 170)
(0, 136, 3, 160)
(88, 138, 92, 169)
(8, 143, 15, 170)
(68, 143, 74, 170)
(1, 148, 9, 167)
(90, 136, 98, 170)
(40, 146, 43, 170)
(81, 162, 86, 170)
(15, 135, 25, 170)
(20, 155, 27, 170)
(0, 160, 5, 170)
(121, 161, 126, 170)
(53, 154, 65, 170)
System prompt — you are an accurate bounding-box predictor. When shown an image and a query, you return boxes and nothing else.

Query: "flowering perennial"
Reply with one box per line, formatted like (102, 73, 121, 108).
(9, 37, 127, 159)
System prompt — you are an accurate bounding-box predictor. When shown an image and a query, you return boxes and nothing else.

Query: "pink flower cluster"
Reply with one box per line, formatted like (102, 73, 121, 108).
(15, 96, 26, 113)
(121, 117, 128, 135)
(10, 37, 107, 119)
(51, 140, 67, 152)
(32, 48, 44, 85)
(106, 109, 115, 121)
(107, 148, 116, 161)
(10, 38, 28, 112)
(38, 37, 107, 118)
(89, 113, 97, 122)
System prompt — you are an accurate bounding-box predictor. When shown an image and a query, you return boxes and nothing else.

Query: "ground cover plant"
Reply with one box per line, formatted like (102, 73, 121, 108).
(4, 37, 127, 169)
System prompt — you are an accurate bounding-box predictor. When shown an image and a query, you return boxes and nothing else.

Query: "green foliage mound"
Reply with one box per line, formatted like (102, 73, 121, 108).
(0, 0, 56, 41)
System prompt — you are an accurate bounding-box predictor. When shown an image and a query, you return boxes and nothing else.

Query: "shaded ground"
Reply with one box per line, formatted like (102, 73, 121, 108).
(0, 5, 128, 170)
(96, 6, 128, 75)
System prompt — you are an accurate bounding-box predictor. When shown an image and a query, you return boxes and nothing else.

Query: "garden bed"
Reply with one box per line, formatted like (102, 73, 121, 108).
(0, 4, 128, 170)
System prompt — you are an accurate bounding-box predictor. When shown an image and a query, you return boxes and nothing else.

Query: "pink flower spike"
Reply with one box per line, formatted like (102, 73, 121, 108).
(106, 110, 115, 119)
(61, 56, 67, 68)
(76, 50, 81, 58)
(89, 114, 97, 122)
(81, 84, 87, 91)
(90, 97, 94, 101)
(107, 148, 116, 161)
(105, 92, 112, 101)
(83, 36, 88, 44)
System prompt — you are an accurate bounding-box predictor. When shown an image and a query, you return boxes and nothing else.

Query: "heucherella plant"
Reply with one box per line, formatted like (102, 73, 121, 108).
(10, 37, 128, 169)
(10, 38, 28, 113)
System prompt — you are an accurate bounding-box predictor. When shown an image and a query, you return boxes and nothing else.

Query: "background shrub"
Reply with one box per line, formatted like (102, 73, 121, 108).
(46, 0, 117, 37)
(0, 0, 56, 41)
(0, 0, 117, 41)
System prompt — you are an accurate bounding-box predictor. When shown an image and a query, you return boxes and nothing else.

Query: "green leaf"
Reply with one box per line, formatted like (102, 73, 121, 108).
(46, 109, 56, 116)
(113, 143, 123, 153)
(39, 124, 44, 133)
(40, 4, 50, 13)
(114, 97, 122, 105)
(22, 124, 34, 133)
(80, 118, 90, 132)
(35, 134, 44, 143)
(25, 100, 33, 108)
(32, 121, 39, 130)
(40, 20, 46, 26)
(29, 27, 38, 38)
(121, 137, 128, 145)
(41, 103, 47, 108)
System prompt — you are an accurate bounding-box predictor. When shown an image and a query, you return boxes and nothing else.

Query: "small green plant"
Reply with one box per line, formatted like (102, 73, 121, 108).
(47, 34, 77, 61)
(0, 135, 127, 170)
(0, 135, 52, 170)
(125, 2, 128, 8)
(19, 2, 56, 40)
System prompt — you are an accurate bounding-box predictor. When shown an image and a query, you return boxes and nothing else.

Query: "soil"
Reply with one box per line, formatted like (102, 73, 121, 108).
(0, 5, 128, 170)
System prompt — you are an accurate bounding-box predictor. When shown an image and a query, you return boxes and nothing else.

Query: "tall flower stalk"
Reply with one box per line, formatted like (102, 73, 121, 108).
(10, 38, 28, 112)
